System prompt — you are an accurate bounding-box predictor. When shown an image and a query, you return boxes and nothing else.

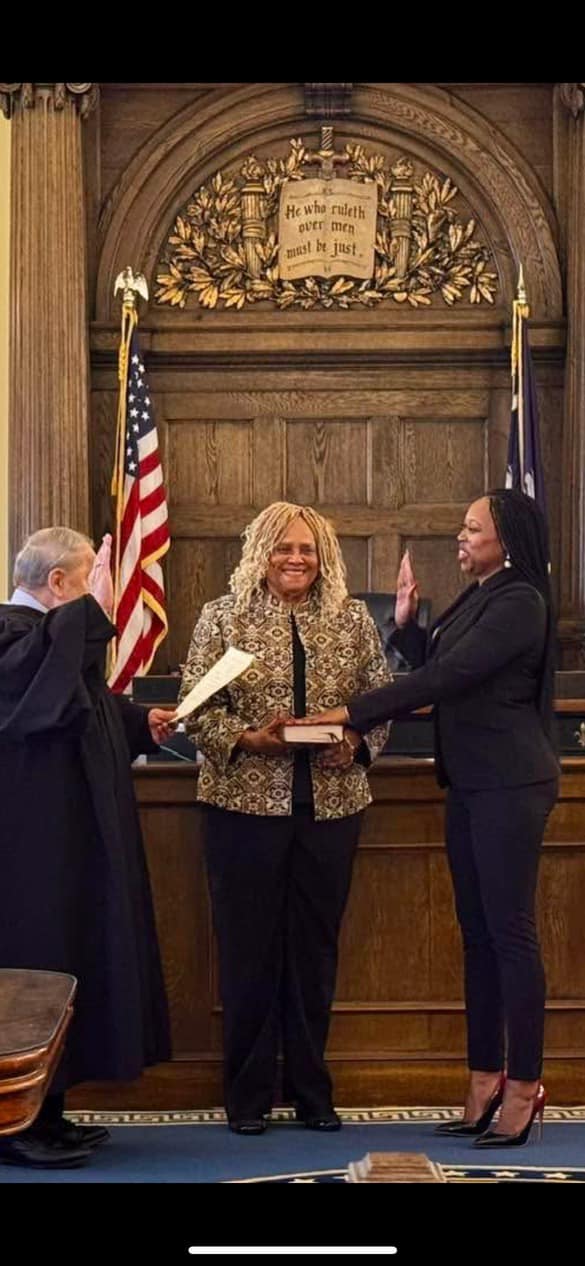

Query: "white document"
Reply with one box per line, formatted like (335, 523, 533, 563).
(175, 647, 254, 720)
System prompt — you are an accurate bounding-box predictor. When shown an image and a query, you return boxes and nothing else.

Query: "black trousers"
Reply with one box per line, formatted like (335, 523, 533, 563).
(204, 805, 363, 1121)
(445, 779, 558, 1082)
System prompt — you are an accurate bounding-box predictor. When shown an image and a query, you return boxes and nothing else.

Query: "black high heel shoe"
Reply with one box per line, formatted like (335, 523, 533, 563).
(473, 1083, 546, 1149)
(434, 1073, 506, 1137)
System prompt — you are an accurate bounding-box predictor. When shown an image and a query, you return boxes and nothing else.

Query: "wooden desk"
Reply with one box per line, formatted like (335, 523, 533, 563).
(0, 970, 76, 1136)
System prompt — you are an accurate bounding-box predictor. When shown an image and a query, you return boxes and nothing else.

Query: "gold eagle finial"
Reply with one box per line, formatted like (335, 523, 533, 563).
(114, 267, 149, 306)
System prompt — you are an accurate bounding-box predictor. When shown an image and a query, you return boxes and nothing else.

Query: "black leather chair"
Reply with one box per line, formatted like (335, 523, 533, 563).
(352, 592, 432, 673)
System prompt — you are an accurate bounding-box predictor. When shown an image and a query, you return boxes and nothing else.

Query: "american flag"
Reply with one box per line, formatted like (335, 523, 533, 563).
(109, 327, 170, 692)
(505, 269, 547, 513)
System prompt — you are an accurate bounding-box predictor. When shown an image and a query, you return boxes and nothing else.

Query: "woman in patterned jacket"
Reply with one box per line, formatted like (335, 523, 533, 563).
(179, 502, 390, 1135)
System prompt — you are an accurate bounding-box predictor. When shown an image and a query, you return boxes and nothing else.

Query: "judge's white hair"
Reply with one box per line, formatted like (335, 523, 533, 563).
(13, 527, 93, 590)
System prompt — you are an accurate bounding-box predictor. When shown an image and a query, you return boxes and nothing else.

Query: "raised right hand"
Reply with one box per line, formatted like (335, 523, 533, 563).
(237, 714, 289, 756)
(394, 549, 419, 628)
(88, 533, 114, 616)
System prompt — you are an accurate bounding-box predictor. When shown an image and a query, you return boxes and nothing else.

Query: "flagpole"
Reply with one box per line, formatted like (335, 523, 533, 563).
(507, 261, 546, 512)
(112, 302, 137, 627)
(110, 268, 149, 676)
(514, 264, 529, 486)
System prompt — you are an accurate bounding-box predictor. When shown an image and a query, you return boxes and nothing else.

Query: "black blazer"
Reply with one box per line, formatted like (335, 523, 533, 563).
(348, 569, 559, 790)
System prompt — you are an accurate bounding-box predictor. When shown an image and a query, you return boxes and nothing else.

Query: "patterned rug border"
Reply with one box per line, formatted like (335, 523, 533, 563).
(66, 1105, 585, 1127)
(228, 1162, 585, 1184)
(441, 1163, 585, 1183)
(61, 1109, 585, 1183)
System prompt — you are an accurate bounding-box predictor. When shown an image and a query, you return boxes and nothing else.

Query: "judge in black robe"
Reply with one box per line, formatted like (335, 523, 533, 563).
(0, 530, 172, 1165)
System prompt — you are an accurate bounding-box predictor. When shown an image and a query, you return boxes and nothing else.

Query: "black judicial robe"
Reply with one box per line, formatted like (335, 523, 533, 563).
(0, 594, 171, 1089)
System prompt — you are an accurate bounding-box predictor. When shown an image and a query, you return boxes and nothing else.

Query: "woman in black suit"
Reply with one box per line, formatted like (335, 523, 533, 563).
(293, 489, 559, 1147)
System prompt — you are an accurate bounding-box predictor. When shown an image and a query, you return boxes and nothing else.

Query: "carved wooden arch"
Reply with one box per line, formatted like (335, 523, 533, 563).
(95, 81, 562, 322)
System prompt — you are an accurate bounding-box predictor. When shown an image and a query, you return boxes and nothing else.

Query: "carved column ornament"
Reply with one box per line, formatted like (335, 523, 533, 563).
(304, 84, 353, 117)
(558, 82, 585, 118)
(0, 82, 98, 119)
(2, 82, 95, 556)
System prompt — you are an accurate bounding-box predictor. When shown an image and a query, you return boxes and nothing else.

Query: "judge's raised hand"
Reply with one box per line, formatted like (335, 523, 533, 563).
(394, 549, 419, 629)
(89, 533, 114, 616)
(148, 708, 178, 745)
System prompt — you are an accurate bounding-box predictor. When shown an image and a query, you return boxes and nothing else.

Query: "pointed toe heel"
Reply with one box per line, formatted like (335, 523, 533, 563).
(434, 1073, 506, 1137)
(473, 1084, 546, 1149)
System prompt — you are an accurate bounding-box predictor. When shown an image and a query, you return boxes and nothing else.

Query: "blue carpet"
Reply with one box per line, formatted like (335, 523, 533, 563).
(1, 1106, 585, 1183)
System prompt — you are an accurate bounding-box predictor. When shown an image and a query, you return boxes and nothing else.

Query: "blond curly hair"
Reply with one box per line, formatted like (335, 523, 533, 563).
(229, 502, 348, 616)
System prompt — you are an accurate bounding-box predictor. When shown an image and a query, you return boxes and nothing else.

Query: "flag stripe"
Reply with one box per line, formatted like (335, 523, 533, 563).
(139, 447, 162, 477)
(140, 487, 166, 520)
(142, 522, 170, 560)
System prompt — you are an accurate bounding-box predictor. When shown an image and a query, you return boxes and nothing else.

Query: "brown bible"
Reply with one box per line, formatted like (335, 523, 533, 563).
(282, 724, 344, 745)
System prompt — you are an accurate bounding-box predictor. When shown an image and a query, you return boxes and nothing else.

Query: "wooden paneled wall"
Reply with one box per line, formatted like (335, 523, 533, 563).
(90, 365, 563, 671)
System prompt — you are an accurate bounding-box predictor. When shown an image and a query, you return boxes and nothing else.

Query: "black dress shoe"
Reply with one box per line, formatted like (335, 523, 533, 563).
(42, 1122, 111, 1149)
(228, 1118, 267, 1135)
(297, 1111, 342, 1131)
(0, 1132, 91, 1169)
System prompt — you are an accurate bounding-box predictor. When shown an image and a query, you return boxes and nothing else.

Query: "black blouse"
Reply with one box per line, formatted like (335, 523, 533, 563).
(291, 613, 314, 809)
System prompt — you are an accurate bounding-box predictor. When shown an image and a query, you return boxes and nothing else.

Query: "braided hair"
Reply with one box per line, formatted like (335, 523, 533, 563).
(488, 488, 556, 740)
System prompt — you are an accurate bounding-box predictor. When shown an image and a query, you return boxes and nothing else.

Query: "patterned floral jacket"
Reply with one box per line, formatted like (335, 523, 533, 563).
(179, 587, 390, 820)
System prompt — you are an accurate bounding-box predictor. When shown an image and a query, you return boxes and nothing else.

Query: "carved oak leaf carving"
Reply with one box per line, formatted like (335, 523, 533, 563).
(155, 139, 498, 312)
